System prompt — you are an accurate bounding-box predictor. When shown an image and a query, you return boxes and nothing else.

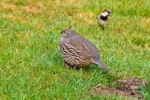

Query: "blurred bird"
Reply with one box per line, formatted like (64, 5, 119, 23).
(97, 9, 111, 29)
(59, 28, 109, 71)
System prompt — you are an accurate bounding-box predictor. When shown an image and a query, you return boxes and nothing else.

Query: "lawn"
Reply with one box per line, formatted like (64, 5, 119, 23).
(0, 0, 150, 100)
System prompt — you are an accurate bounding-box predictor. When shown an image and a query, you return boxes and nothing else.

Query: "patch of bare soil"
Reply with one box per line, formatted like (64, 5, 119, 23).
(140, 18, 150, 27)
(0, 2, 16, 11)
(22, 3, 43, 13)
(0, 2, 43, 13)
(91, 78, 147, 100)
(78, 12, 96, 25)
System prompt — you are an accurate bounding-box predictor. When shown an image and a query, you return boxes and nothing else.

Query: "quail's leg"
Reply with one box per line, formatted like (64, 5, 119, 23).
(76, 66, 81, 71)
(64, 61, 73, 69)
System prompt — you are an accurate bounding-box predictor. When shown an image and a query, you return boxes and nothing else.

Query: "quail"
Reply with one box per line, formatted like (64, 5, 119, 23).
(59, 28, 109, 71)
(97, 9, 111, 28)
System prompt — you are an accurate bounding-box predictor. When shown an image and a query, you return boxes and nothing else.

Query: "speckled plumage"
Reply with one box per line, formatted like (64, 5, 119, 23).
(59, 29, 109, 71)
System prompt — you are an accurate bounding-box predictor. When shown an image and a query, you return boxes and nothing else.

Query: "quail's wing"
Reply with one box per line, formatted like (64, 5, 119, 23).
(76, 34, 100, 59)
(67, 36, 93, 60)
(69, 34, 101, 60)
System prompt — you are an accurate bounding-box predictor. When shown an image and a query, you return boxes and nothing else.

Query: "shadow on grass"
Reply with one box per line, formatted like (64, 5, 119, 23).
(74, 64, 122, 86)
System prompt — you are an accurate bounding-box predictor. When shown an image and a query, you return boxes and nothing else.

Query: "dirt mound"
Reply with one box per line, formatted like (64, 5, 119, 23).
(91, 78, 147, 100)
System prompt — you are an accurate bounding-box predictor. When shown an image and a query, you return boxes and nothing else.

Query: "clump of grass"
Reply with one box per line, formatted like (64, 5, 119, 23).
(141, 80, 150, 100)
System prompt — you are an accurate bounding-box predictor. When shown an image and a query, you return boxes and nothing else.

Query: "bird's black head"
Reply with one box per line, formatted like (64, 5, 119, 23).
(61, 28, 76, 38)
(103, 9, 111, 16)
(98, 9, 111, 21)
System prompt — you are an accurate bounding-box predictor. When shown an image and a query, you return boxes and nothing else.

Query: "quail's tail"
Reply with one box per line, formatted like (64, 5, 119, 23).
(95, 60, 109, 71)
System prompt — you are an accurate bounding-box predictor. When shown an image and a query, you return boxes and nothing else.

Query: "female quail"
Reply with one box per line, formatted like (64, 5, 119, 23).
(59, 28, 109, 71)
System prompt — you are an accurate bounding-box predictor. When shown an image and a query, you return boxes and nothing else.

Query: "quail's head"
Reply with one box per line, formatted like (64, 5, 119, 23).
(61, 29, 76, 38)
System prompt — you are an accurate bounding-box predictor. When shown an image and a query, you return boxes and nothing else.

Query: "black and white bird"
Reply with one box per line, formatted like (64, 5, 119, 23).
(97, 9, 111, 28)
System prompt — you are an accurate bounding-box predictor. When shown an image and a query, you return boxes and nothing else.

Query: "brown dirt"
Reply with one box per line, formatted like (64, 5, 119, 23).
(140, 18, 150, 27)
(0, 2, 16, 11)
(22, 3, 43, 13)
(0, 2, 43, 13)
(91, 78, 147, 100)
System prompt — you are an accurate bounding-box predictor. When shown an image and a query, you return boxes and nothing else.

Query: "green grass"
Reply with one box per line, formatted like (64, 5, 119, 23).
(0, 0, 150, 100)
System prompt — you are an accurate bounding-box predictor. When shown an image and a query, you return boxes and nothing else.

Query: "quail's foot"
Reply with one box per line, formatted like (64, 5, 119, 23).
(64, 61, 73, 69)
